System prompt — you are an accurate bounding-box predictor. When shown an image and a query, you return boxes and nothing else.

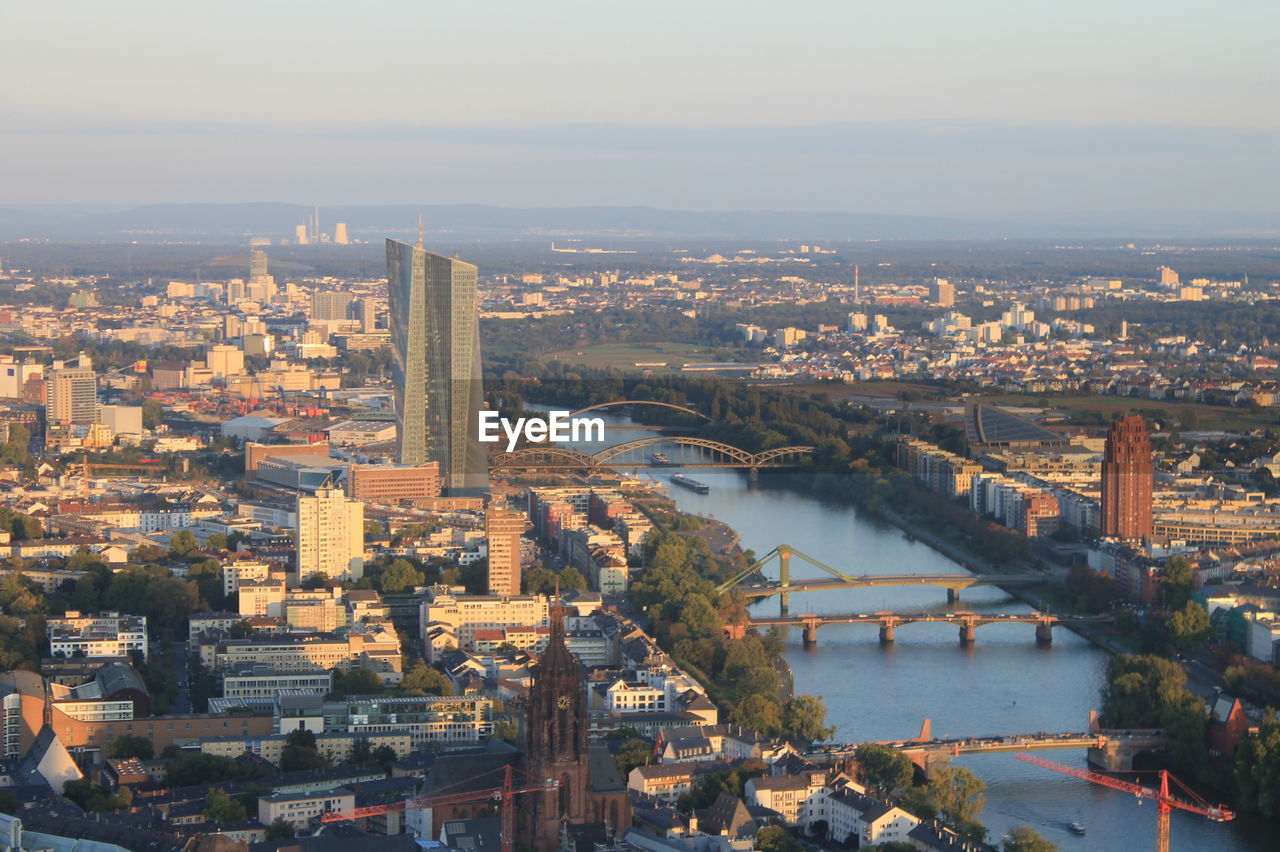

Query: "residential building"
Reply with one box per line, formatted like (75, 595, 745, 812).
(486, 506, 525, 596)
(48, 358, 97, 424)
(47, 612, 147, 660)
(296, 485, 365, 581)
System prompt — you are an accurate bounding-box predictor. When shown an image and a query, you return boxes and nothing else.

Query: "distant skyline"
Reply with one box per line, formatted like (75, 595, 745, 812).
(3, 1, 1278, 219)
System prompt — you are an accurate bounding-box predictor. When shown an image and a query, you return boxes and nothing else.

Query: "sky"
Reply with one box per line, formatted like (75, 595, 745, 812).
(2, 0, 1278, 220)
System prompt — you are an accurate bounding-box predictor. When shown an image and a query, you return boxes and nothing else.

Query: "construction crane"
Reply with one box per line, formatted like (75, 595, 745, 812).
(1016, 753, 1233, 852)
(319, 764, 557, 852)
(75, 456, 165, 499)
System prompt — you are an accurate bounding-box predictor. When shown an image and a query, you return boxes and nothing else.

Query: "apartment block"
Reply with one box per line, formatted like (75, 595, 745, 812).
(47, 612, 147, 660)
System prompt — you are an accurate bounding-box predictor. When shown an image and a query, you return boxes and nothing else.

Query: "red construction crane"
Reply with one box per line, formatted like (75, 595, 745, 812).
(1016, 753, 1233, 852)
(319, 764, 556, 852)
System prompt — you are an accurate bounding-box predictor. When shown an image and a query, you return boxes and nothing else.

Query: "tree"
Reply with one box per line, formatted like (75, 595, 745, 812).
(523, 566, 557, 595)
(142, 399, 163, 430)
(281, 728, 327, 772)
(330, 667, 385, 697)
(755, 824, 803, 852)
(781, 694, 835, 745)
(854, 743, 914, 797)
(349, 738, 373, 764)
(1166, 601, 1211, 650)
(266, 818, 294, 840)
(204, 533, 229, 551)
(380, 559, 425, 593)
(460, 559, 489, 595)
(399, 660, 453, 696)
(613, 738, 654, 778)
(1159, 557, 1194, 611)
(920, 765, 985, 839)
(558, 566, 587, 591)
(0, 424, 31, 466)
(109, 734, 154, 760)
(1003, 826, 1058, 852)
(1236, 710, 1280, 817)
(679, 593, 721, 638)
(169, 529, 197, 556)
(205, 788, 248, 823)
(730, 694, 782, 737)
(371, 745, 398, 768)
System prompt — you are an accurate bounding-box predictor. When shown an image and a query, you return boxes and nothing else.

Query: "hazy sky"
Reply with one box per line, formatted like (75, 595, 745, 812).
(3, 0, 1277, 217)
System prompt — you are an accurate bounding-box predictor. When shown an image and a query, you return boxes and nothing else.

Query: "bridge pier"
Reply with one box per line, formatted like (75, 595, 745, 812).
(747, 467, 759, 482)
(779, 592, 789, 617)
(947, 588, 960, 604)
(959, 622, 977, 644)
(1035, 623, 1054, 644)
(879, 623, 896, 644)
(802, 622, 819, 646)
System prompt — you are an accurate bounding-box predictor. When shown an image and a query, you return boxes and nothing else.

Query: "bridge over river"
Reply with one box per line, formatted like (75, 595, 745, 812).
(809, 718, 1170, 774)
(733, 610, 1114, 645)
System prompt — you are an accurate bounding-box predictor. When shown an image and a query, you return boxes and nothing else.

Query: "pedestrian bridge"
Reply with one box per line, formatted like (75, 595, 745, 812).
(717, 545, 1044, 613)
(811, 718, 1170, 774)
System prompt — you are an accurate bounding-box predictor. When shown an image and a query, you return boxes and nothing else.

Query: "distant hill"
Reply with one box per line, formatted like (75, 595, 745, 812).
(0, 202, 1275, 242)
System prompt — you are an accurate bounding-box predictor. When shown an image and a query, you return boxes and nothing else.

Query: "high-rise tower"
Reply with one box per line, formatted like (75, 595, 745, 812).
(295, 485, 365, 581)
(485, 506, 525, 596)
(386, 238, 487, 495)
(48, 355, 97, 424)
(1100, 414, 1153, 540)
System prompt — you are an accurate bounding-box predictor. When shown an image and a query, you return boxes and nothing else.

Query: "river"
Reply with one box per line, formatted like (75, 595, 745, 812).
(548, 414, 1268, 849)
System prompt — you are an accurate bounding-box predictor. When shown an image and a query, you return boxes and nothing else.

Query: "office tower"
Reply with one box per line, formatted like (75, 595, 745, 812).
(311, 291, 353, 322)
(355, 298, 377, 332)
(295, 224, 310, 245)
(386, 238, 487, 495)
(1100, 415, 1153, 540)
(485, 506, 525, 596)
(334, 223, 349, 245)
(1159, 266, 1179, 287)
(931, 278, 955, 307)
(224, 315, 242, 340)
(847, 312, 868, 333)
(48, 356, 97, 424)
(296, 485, 365, 581)
(249, 239, 270, 280)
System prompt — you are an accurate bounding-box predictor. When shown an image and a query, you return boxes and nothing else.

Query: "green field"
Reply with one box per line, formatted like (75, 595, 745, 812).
(545, 342, 723, 371)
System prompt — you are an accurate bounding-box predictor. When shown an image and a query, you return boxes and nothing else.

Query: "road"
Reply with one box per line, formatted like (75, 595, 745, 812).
(170, 640, 192, 714)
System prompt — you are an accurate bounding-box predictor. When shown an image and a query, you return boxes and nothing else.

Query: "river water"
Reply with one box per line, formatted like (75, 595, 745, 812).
(549, 414, 1268, 849)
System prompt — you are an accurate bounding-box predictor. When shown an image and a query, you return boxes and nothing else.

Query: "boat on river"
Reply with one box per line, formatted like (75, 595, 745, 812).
(670, 474, 710, 494)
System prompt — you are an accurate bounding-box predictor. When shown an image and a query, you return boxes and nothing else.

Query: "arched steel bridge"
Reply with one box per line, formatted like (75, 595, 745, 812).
(568, 400, 710, 420)
(491, 436, 813, 471)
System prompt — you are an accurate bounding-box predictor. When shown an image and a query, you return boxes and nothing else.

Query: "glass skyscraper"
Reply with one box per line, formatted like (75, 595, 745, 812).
(386, 239, 488, 495)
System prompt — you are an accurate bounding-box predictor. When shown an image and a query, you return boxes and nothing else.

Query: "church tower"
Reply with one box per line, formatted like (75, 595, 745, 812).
(520, 594, 589, 850)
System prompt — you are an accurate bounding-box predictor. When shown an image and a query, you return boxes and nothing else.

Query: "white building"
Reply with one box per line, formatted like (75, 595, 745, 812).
(296, 486, 365, 581)
(419, 591, 549, 662)
(47, 611, 147, 660)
